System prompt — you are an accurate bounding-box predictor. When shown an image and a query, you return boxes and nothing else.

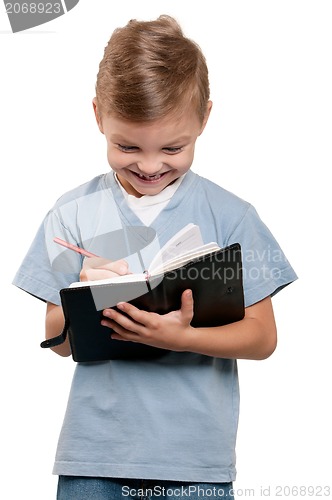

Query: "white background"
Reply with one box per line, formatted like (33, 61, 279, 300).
(1, 1, 331, 498)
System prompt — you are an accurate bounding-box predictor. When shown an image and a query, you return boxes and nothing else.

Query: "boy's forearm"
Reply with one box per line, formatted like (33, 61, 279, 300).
(104, 295, 277, 360)
(45, 303, 71, 357)
(184, 298, 277, 360)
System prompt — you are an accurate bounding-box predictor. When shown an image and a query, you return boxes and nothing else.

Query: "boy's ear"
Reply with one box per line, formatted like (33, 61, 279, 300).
(92, 98, 104, 134)
(199, 100, 213, 135)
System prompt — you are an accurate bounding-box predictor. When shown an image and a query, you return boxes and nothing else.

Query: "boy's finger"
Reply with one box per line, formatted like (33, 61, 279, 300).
(180, 290, 194, 323)
(101, 259, 129, 275)
(81, 268, 123, 281)
(82, 258, 129, 275)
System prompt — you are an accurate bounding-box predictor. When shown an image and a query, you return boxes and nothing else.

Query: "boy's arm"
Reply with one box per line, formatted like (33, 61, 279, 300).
(186, 296, 277, 360)
(45, 258, 131, 357)
(45, 302, 71, 357)
(102, 293, 277, 360)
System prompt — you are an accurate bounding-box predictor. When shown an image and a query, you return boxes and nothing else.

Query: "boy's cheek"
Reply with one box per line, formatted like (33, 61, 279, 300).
(107, 151, 136, 171)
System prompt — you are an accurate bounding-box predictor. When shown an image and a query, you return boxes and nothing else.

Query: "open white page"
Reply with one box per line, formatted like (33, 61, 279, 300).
(149, 223, 204, 273)
(151, 242, 220, 276)
(68, 273, 146, 288)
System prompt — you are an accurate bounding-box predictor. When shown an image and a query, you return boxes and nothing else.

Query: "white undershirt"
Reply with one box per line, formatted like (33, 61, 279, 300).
(114, 173, 186, 225)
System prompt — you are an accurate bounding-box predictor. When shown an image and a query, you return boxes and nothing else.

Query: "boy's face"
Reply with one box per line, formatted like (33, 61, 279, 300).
(93, 101, 211, 197)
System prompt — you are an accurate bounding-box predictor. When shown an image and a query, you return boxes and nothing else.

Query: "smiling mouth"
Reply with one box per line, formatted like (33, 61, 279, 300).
(133, 172, 168, 182)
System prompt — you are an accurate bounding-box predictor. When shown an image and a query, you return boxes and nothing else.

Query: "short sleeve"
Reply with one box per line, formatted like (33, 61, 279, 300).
(12, 210, 82, 305)
(227, 205, 298, 307)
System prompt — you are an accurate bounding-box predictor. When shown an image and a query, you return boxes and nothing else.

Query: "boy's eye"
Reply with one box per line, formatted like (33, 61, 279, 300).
(162, 147, 183, 154)
(116, 144, 183, 154)
(117, 144, 138, 152)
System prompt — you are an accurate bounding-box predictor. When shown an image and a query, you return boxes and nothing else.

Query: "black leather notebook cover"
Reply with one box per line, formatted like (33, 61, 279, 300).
(41, 243, 244, 362)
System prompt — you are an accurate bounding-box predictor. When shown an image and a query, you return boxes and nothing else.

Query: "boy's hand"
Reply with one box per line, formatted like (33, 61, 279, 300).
(80, 257, 130, 282)
(101, 290, 194, 352)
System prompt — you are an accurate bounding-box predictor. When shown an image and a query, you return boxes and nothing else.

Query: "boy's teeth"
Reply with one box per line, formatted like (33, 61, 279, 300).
(138, 173, 162, 180)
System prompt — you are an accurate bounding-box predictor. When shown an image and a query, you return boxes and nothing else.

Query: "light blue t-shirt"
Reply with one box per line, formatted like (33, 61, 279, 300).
(13, 170, 297, 482)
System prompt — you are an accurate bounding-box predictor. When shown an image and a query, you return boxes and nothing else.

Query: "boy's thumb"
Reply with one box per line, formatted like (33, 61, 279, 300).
(181, 289, 194, 323)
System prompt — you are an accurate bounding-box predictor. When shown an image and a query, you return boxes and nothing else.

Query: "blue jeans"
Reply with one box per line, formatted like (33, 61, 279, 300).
(57, 476, 234, 499)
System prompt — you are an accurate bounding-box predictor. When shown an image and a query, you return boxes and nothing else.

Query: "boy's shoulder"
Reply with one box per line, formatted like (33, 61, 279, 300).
(51, 174, 108, 209)
(196, 173, 251, 214)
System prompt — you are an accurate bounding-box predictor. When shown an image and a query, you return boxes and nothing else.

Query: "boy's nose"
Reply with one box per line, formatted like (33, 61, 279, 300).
(137, 160, 163, 175)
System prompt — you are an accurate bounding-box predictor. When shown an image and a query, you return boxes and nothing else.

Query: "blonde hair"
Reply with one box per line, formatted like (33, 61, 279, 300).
(95, 15, 210, 123)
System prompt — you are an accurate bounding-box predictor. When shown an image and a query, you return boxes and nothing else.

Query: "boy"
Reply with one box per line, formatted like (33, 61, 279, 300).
(13, 15, 297, 500)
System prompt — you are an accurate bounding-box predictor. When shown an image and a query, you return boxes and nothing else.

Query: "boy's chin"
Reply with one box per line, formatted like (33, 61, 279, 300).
(130, 184, 169, 198)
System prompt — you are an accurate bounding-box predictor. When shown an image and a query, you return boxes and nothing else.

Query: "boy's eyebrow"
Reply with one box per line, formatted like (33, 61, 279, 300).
(110, 134, 192, 145)
(163, 135, 192, 145)
(110, 135, 139, 145)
